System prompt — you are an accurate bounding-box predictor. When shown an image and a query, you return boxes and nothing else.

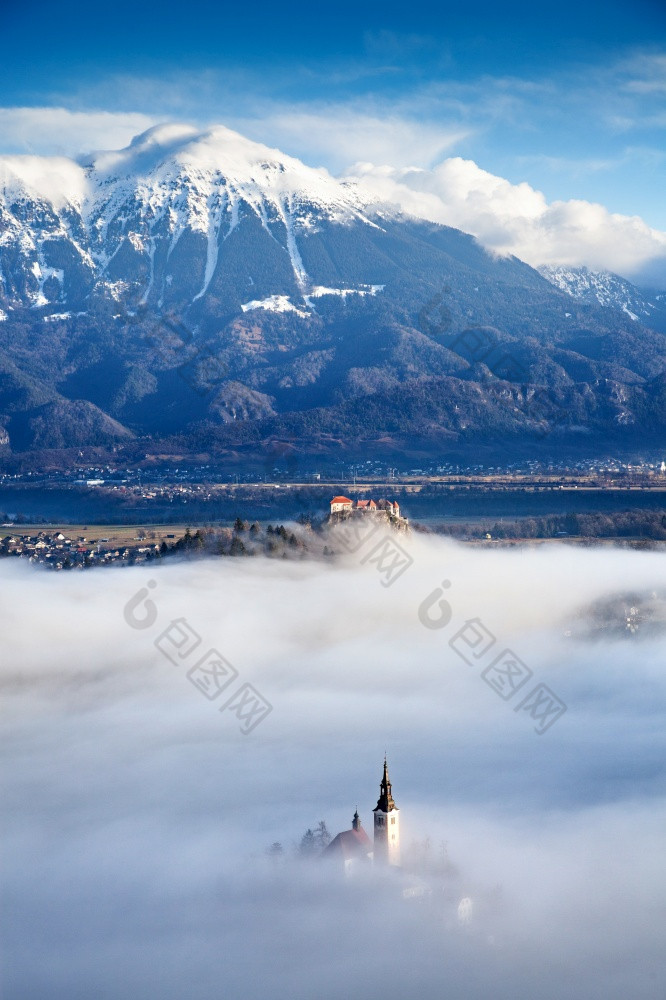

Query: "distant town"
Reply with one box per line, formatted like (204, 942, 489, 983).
(1, 455, 666, 528)
(2, 455, 666, 492)
(0, 527, 185, 570)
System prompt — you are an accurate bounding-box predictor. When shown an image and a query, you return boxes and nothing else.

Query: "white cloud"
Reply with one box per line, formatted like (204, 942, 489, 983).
(233, 109, 471, 173)
(0, 107, 157, 157)
(1, 102, 664, 286)
(620, 52, 666, 96)
(347, 157, 666, 286)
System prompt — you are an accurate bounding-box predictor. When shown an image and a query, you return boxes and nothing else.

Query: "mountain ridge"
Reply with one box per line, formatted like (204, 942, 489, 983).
(538, 265, 666, 334)
(0, 124, 665, 466)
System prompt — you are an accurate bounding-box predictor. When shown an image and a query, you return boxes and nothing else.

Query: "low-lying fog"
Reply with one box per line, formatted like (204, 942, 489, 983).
(2, 535, 666, 999)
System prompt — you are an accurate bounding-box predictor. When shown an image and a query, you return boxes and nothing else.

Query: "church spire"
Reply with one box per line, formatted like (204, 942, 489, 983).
(374, 754, 397, 813)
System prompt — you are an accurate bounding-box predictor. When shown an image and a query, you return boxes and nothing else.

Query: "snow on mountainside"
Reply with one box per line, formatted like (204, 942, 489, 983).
(538, 264, 666, 333)
(3, 127, 666, 460)
(0, 124, 387, 313)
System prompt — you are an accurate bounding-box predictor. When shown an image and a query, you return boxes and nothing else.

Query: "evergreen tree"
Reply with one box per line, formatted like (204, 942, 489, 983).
(299, 828, 317, 856)
(229, 536, 246, 556)
(266, 842, 283, 861)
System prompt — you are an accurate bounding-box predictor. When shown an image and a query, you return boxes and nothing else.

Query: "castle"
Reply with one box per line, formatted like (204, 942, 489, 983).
(324, 757, 400, 874)
(330, 496, 401, 517)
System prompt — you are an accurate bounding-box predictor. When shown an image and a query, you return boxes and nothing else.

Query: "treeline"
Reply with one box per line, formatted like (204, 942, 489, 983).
(425, 509, 666, 541)
(161, 519, 322, 561)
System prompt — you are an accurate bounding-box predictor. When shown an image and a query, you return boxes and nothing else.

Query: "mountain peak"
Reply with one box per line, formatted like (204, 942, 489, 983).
(0, 121, 388, 312)
(83, 122, 361, 209)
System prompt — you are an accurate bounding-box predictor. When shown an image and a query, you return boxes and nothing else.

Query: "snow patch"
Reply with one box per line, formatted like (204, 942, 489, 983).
(30, 259, 64, 308)
(193, 189, 228, 301)
(309, 284, 385, 298)
(43, 311, 86, 322)
(128, 231, 147, 253)
(622, 304, 639, 321)
(140, 236, 156, 305)
(241, 295, 309, 318)
(43, 312, 71, 322)
(101, 279, 130, 301)
(276, 195, 309, 291)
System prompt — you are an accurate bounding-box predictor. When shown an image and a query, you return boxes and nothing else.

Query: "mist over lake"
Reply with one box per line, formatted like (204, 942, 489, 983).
(3, 536, 666, 999)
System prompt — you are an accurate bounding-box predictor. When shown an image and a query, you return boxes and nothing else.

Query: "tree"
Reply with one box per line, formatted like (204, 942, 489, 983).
(300, 828, 317, 856)
(266, 842, 283, 862)
(300, 821, 330, 857)
(313, 820, 331, 850)
(230, 536, 246, 556)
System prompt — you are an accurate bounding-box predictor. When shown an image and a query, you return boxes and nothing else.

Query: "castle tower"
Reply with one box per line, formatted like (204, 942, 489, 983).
(373, 756, 400, 866)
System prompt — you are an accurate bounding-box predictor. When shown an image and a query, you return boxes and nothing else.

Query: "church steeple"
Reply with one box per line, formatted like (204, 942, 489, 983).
(374, 755, 397, 813)
(352, 809, 361, 831)
(373, 755, 400, 866)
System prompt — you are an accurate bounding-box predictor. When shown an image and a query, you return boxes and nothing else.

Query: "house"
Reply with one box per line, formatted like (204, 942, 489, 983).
(377, 498, 400, 517)
(330, 496, 353, 513)
(329, 496, 401, 518)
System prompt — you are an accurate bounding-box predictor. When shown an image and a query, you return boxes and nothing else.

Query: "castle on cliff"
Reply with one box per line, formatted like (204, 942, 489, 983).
(330, 496, 402, 518)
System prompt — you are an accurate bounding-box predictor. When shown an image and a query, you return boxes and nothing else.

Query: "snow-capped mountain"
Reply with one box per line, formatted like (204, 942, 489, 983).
(538, 265, 666, 334)
(0, 123, 388, 314)
(2, 123, 666, 461)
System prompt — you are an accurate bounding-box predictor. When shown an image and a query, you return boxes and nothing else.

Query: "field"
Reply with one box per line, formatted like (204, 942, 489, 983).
(1, 524, 191, 550)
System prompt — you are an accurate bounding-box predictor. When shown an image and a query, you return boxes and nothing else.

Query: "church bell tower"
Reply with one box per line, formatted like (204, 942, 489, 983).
(373, 756, 400, 866)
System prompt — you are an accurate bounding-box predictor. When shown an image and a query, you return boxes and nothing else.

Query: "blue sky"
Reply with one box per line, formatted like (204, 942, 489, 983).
(1, 0, 665, 277)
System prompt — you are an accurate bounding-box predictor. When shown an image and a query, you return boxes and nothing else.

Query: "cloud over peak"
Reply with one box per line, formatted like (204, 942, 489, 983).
(347, 157, 666, 286)
(1, 104, 664, 288)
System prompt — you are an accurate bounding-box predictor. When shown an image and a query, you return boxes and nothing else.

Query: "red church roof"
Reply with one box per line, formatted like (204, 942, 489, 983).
(324, 826, 372, 862)
(331, 496, 352, 504)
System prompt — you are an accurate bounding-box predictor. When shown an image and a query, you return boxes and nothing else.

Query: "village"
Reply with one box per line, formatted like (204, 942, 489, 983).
(0, 528, 181, 570)
(0, 495, 410, 571)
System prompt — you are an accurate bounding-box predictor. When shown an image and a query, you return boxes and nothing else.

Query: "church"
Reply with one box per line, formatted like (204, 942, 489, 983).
(324, 757, 400, 874)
